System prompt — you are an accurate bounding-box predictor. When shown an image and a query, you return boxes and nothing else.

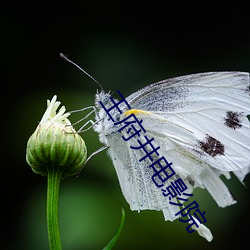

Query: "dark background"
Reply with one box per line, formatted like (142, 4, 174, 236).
(2, 1, 250, 250)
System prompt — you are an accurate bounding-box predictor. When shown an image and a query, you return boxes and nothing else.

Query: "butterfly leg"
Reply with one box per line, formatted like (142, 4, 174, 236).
(77, 120, 95, 132)
(68, 106, 99, 132)
(85, 145, 108, 165)
(77, 145, 108, 175)
(70, 106, 96, 125)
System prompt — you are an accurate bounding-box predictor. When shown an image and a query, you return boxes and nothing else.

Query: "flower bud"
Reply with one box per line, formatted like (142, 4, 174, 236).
(26, 95, 87, 178)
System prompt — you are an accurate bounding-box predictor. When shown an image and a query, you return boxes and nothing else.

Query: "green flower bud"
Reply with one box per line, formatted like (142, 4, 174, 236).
(26, 95, 87, 178)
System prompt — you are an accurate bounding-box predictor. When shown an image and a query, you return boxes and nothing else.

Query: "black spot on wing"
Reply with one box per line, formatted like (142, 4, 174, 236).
(224, 111, 243, 130)
(199, 135, 225, 157)
(247, 115, 250, 122)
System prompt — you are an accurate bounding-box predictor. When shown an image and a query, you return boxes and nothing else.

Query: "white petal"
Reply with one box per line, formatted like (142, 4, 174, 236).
(40, 95, 71, 125)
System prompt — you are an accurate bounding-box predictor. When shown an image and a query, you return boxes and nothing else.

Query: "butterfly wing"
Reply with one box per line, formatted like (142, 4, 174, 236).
(100, 72, 249, 223)
(126, 72, 250, 173)
(122, 111, 237, 208)
(106, 129, 182, 221)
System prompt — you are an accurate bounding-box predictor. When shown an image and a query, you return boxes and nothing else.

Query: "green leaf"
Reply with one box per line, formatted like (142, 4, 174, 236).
(102, 208, 125, 250)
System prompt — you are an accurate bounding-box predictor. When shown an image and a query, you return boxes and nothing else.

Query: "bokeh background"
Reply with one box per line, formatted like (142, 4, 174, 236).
(2, 2, 250, 250)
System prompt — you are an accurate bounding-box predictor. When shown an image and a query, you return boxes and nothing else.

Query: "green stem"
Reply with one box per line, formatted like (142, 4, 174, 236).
(47, 165, 63, 250)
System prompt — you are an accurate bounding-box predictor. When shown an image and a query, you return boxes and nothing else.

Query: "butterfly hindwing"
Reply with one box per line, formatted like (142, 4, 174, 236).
(107, 130, 182, 221)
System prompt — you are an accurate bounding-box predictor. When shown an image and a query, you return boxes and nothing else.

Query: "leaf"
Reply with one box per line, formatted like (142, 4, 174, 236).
(102, 208, 125, 250)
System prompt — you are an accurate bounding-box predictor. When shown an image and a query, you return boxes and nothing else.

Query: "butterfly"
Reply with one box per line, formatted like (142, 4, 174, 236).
(61, 54, 250, 241)
(89, 72, 250, 240)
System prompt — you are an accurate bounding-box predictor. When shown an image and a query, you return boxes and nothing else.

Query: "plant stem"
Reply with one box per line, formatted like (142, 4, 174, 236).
(47, 165, 63, 250)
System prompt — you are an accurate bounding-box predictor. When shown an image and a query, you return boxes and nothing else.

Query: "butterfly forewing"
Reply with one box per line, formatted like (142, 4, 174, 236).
(126, 72, 250, 172)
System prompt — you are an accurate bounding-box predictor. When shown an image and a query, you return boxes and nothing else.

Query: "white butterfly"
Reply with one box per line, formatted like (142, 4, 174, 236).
(86, 71, 250, 241)
(59, 53, 249, 241)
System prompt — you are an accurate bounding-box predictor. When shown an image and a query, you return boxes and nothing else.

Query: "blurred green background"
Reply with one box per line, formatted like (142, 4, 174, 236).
(2, 2, 250, 250)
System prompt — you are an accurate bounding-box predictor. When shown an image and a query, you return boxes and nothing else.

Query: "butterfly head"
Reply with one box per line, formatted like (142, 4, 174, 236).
(93, 90, 121, 145)
(94, 89, 112, 108)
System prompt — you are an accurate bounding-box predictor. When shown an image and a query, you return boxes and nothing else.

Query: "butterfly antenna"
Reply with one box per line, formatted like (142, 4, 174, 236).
(60, 53, 104, 91)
